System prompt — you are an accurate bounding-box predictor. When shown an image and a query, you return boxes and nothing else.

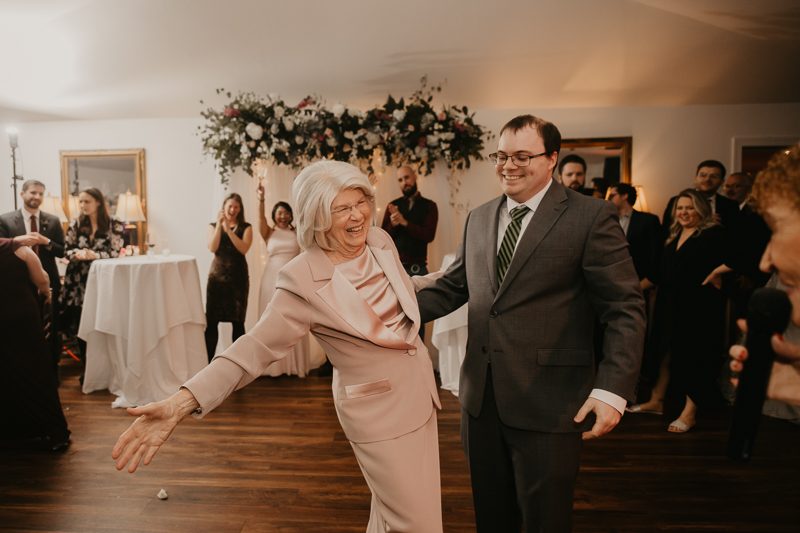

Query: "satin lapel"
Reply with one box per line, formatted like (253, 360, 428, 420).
(308, 242, 412, 350)
(495, 181, 567, 303)
(484, 196, 504, 293)
(370, 245, 421, 342)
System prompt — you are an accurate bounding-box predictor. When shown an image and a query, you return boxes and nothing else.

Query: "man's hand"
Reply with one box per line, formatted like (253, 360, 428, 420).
(29, 231, 49, 245)
(14, 234, 39, 247)
(574, 398, 621, 440)
(388, 204, 407, 227)
(730, 319, 800, 407)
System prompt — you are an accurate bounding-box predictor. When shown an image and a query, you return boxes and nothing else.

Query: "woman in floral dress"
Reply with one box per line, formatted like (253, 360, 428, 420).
(62, 188, 124, 359)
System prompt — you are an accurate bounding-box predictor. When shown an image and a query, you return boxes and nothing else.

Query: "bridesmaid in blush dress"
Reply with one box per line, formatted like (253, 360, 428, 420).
(256, 184, 310, 377)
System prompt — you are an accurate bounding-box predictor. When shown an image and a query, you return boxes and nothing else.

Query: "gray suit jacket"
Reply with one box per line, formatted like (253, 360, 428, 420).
(0, 209, 65, 290)
(417, 180, 646, 433)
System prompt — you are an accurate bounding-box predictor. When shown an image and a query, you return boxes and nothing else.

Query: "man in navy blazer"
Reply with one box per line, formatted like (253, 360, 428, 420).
(0, 180, 66, 380)
(607, 183, 662, 289)
(662, 159, 740, 232)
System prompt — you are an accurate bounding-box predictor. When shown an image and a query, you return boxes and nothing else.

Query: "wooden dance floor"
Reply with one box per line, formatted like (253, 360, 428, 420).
(1, 355, 799, 533)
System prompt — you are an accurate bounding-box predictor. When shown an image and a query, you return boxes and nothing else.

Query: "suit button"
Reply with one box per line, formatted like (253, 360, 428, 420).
(490, 311, 498, 318)
(482, 346, 488, 353)
(407, 348, 417, 356)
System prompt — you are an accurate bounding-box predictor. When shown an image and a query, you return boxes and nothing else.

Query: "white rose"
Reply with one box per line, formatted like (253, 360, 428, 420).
(392, 109, 406, 122)
(414, 146, 429, 159)
(426, 135, 439, 147)
(365, 132, 381, 146)
(240, 144, 250, 157)
(245, 122, 264, 140)
(441, 132, 455, 141)
(270, 124, 280, 134)
(325, 136, 338, 147)
(348, 108, 362, 118)
(358, 128, 367, 136)
(295, 135, 305, 145)
(273, 106, 285, 118)
(332, 104, 345, 118)
(282, 117, 295, 131)
(343, 131, 355, 140)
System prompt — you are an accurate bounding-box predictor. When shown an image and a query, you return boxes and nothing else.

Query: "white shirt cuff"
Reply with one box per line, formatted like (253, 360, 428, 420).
(589, 389, 627, 415)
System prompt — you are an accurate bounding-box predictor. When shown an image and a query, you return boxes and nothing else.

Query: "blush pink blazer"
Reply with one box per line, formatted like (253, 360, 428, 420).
(183, 227, 441, 443)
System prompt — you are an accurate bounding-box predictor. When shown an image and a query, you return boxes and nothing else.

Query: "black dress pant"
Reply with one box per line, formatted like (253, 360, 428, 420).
(461, 364, 583, 533)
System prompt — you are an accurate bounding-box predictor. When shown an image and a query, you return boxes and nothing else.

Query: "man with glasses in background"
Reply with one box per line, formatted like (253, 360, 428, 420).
(417, 115, 645, 532)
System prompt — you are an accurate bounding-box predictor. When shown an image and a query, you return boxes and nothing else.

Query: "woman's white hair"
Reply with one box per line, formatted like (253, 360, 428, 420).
(293, 160, 376, 251)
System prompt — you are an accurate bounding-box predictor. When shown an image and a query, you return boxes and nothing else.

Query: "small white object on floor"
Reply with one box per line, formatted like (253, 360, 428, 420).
(157, 489, 168, 500)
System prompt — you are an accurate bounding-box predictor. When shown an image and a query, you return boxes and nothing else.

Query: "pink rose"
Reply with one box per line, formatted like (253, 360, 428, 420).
(437, 112, 446, 121)
(343, 144, 352, 152)
(224, 108, 240, 117)
(324, 128, 334, 136)
(418, 137, 427, 147)
(454, 122, 465, 132)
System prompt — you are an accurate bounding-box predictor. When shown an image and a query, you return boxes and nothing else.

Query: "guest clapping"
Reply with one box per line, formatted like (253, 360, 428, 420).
(256, 183, 310, 377)
(730, 143, 800, 407)
(0, 237, 70, 451)
(62, 188, 124, 360)
(113, 161, 442, 532)
(629, 190, 728, 433)
(205, 193, 253, 362)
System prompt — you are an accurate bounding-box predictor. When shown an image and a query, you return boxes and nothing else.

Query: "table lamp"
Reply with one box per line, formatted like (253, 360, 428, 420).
(114, 189, 146, 246)
(39, 194, 69, 223)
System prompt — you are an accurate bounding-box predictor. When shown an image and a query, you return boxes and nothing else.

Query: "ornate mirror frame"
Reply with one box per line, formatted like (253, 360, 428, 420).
(59, 148, 147, 249)
(559, 136, 633, 185)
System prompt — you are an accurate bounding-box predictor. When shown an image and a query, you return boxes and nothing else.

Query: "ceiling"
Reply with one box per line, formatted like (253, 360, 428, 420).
(1, 0, 799, 123)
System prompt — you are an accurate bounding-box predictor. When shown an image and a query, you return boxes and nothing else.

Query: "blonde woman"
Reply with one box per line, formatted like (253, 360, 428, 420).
(114, 161, 443, 532)
(630, 189, 728, 433)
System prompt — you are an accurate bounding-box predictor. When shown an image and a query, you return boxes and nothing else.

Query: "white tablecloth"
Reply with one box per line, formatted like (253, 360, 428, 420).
(430, 253, 468, 396)
(79, 254, 207, 408)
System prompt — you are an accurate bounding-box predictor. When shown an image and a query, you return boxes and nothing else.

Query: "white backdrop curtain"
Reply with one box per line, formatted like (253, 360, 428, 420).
(208, 159, 465, 361)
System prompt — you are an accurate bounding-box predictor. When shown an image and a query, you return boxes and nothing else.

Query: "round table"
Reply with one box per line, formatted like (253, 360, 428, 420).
(79, 254, 207, 408)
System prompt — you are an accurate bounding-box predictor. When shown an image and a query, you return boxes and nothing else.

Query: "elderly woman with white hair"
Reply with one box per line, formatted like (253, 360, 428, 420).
(112, 161, 443, 532)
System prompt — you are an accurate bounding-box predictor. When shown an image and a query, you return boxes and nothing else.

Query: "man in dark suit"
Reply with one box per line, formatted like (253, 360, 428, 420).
(662, 159, 740, 232)
(607, 183, 662, 290)
(381, 165, 438, 339)
(416, 115, 646, 533)
(0, 180, 66, 381)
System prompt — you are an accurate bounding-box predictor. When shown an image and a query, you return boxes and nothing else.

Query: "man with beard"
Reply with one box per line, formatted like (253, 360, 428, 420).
(0, 180, 66, 383)
(557, 154, 588, 194)
(382, 165, 439, 338)
(662, 160, 740, 232)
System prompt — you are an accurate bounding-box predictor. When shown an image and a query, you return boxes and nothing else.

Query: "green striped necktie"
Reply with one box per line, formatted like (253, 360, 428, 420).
(497, 205, 531, 286)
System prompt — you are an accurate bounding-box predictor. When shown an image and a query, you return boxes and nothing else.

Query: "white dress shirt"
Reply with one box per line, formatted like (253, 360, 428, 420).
(497, 180, 627, 415)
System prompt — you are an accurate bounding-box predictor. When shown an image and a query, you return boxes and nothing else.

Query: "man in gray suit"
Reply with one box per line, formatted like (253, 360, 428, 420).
(417, 115, 645, 532)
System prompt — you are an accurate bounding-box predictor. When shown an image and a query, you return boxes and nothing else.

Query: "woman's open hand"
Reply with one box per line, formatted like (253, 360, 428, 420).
(111, 389, 199, 473)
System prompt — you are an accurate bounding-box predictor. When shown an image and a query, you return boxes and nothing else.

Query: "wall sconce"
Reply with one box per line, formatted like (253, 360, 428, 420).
(633, 186, 649, 213)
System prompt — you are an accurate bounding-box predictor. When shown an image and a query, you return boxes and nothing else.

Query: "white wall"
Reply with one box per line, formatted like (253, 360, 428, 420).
(2, 102, 799, 313)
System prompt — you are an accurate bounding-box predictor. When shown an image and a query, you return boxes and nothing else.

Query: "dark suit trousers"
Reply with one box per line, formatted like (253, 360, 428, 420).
(462, 365, 583, 533)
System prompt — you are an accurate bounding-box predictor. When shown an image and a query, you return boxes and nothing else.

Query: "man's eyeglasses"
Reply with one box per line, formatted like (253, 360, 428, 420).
(488, 152, 548, 167)
(331, 196, 371, 217)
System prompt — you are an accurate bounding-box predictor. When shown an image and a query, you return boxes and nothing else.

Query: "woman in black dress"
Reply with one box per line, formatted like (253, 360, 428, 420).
(0, 238, 70, 450)
(628, 189, 728, 433)
(205, 193, 253, 361)
(62, 188, 124, 359)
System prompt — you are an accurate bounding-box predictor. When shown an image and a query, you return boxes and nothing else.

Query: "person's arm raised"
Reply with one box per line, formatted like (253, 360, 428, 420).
(112, 388, 200, 473)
